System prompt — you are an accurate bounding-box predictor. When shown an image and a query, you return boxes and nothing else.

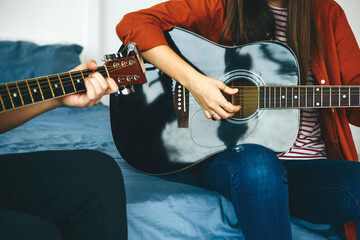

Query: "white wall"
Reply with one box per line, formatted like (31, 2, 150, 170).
(335, 0, 360, 44)
(0, 0, 86, 47)
(0, 0, 358, 61)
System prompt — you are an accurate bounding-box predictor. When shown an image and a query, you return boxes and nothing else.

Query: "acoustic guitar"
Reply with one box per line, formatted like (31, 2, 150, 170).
(0, 43, 146, 113)
(110, 27, 360, 175)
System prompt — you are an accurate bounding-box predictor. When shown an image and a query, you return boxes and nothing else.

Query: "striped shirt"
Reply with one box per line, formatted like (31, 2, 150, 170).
(269, 5, 327, 160)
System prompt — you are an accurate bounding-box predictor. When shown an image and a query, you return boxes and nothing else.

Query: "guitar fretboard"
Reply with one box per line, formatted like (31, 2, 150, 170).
(259, 85, 360, 109)
(0, 67, 108, 112)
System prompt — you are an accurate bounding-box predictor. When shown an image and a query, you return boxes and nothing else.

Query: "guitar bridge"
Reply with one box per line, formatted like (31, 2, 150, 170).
(174, 82, 189, 128)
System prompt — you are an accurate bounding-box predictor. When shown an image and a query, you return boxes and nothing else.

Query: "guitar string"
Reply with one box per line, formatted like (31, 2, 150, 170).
(182, 89, 359, 107)
(2, 81, 358, 107)
(4, 74, 357, 98)
(184, 102, 358, 108)
(182, 88, 360, 96)
(2, 66, 126, 92)
(0, 66, 139, 101)
(183, 90, 360, 98)
(2, 64, 132, 90)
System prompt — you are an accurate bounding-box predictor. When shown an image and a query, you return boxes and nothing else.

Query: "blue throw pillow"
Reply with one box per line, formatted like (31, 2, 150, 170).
(0, 41, 83, 83)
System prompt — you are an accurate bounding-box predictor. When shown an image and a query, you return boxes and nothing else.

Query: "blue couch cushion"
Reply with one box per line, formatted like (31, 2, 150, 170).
(0, 41, 82, 83)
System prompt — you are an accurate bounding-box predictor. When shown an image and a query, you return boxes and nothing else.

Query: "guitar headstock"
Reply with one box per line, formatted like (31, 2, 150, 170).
(103, 43, 147, 95)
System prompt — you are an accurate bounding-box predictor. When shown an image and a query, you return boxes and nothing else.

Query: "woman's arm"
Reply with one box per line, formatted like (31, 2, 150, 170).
(0, 60, 118, 134)
(142, 45, 240, 120)
(118, 0, 239, 119)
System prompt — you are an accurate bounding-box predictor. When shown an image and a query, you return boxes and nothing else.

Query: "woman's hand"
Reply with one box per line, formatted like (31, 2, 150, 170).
(187, 73, 241, 120)
(55, 60, 119, 108)
(141, 45, 240, 120)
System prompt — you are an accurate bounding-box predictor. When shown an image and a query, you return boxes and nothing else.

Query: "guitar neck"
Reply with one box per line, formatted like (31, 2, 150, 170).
(0, 67, 109, 112)
(258, 85, 360, 109)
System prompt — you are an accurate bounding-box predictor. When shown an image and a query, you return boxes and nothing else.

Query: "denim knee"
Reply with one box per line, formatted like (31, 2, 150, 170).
(225, 144, 287, 192)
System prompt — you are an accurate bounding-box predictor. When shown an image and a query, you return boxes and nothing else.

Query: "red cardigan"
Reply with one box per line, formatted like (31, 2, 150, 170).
(117, 0, 360, 239)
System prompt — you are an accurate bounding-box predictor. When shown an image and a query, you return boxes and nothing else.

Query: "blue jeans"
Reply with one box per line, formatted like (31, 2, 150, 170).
(194, 144, 360, 240)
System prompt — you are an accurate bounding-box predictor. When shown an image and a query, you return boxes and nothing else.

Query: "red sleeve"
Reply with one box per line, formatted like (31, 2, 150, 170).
(116, 0, 226, 52)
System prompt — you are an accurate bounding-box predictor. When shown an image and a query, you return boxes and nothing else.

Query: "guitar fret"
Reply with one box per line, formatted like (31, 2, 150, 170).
(274, 86, 278, 108)
(0, 93, 4, 112)
(264, 86, 267, 108)
(0, 84, 13, 110)
(299, 86, 306, 108)
(290, 87, 293, 108)
(46, 76, 55, 98)
(25, 80, 35, 103)
(311, 86, 314, 107)
(279, 87, 283, 108)
(285, 87, 291, 108)
(98, 66, 109, 78)
(68, 72, 77, 91)
(28, 79, 43, 102)
(5, 84, 15, 108)
(259, 87, 264, 108)
(35, 78, 45, 101)
(314, 86, 321, 108)
(7, 82, 23, 108)
(330, 86, 339, 107)
(18, 80, 33, 106)
(350, 86, 359, 107)
(38, 77, 53, 100)
(293, 87, 299, 108)
(48, 75, 65, 97)
(69, 72, 86, 93)
(321, 86, 323, 107)
(15, 82, 25, 106)
(57, 74, 75, 94)
(340, 86, 349, 107)
(79, 70, 88, 91)
(61, 72, 76, 94)
(322, 86, 331, 107)
(306, 86, 313, 107)
(266, 86, 269, 108)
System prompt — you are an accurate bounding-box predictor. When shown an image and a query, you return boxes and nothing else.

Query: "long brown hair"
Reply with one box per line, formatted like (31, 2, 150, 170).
(221, 0, 319, 84)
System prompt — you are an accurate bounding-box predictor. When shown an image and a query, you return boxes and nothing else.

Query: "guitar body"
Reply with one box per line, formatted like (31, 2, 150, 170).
(110, 27, 300, 175)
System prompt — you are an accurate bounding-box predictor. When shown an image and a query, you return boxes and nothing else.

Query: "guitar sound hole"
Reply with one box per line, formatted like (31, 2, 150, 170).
(225, 78, 258, 119)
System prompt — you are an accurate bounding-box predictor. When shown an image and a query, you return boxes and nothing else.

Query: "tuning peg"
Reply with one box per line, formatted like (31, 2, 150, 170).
(121, 87, 131, 95)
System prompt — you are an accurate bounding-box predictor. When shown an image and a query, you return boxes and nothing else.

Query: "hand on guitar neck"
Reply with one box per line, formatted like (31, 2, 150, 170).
(0, 60, 118, 134)
(0, 43, 147, 134)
